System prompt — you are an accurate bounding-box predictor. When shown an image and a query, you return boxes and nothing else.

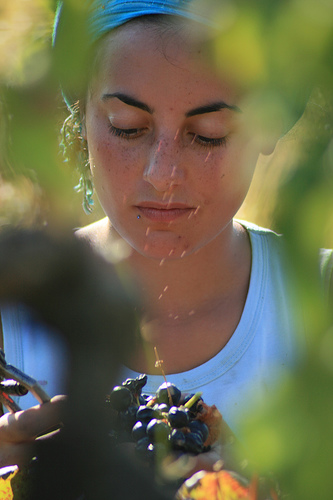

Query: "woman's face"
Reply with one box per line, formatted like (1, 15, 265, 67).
(84, 21, 262, 260)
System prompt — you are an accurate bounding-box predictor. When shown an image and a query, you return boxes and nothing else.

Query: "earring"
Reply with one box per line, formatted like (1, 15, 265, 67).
(74, 160, 94, 215)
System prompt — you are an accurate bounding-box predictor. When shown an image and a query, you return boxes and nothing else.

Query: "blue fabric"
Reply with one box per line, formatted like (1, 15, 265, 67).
(54, 0, 212, 47)
(88, 0, 212, 42)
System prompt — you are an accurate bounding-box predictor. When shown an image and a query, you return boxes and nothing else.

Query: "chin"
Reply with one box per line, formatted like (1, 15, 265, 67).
(129, 235, 195, 262)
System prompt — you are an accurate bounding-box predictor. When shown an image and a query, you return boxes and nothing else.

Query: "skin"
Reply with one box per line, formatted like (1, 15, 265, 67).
(85, 23, 257, 263)
(0, 19, 276, 472)
(81, 22, 272, 374)
(0, 396, 66, 468)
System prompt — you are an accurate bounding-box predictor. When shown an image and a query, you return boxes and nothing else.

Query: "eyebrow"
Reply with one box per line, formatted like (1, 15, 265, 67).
(102, 92, 241, 116)
(185, 102, 241, 117)
(102, 92, 153, 113)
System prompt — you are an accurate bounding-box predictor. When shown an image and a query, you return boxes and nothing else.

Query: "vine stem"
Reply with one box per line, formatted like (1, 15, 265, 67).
(154, 346, 173, 406)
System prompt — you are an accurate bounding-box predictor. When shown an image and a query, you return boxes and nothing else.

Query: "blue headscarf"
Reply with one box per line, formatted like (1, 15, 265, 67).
(54, 0, 212, 46)
(88, 0, 212, 42)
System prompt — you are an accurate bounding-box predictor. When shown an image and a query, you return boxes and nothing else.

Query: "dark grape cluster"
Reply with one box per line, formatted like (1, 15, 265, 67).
(105, 375, 211, 464)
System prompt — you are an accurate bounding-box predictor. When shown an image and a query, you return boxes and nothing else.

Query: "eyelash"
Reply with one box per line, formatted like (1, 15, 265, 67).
(193, 134, 229, 149)
(108, 124, 144, 139)
(108, 124, 228, 149)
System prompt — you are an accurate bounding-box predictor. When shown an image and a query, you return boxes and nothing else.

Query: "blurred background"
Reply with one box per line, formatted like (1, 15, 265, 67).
(0, 0, 332, 498)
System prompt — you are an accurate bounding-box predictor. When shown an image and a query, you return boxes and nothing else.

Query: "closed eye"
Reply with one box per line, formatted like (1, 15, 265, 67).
(108, 124, 144, 139)
(192, 134, 229, 148)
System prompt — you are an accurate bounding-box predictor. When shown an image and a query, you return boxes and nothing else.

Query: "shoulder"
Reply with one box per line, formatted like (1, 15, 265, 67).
(75, 217, 131, 263)
(75, 217, 111, 247)
(236, 220, 283, 258)
(75, 217, 111, 240)
(236, 219, 282, 239)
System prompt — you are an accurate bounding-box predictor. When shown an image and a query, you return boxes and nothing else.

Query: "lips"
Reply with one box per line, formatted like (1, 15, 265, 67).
(135, 202, 195, 223)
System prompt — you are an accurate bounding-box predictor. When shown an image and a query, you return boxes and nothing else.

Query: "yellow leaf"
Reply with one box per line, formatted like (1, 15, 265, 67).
(0, 467, 19, 500)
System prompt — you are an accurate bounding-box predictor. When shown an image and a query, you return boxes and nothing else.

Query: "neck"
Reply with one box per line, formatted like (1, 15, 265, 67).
(79, 218, 251, 374)
(129, 221, 247, 308)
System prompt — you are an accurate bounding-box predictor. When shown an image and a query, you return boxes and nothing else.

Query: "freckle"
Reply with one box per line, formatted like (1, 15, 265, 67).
(146, 227, 151, 236)
(159, 258, 165, 266)
(181, 250, 186, 258)
(205, 151, 211, 162)
(174, 129, 179, 141)
(163, 285, 168, 292)
(189, 310, 195, 316)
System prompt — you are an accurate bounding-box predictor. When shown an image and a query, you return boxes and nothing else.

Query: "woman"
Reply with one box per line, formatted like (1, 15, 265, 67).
(0, 0, 304, 472)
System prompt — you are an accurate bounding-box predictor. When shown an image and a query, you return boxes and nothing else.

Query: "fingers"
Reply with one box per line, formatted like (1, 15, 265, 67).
(0, 395, 66, 443)
(0, 441, 35, 469)
(185, 446, 224, 477)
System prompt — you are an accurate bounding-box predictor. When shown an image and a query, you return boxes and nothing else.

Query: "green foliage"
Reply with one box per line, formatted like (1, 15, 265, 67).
(0, 0, 96, 227)
(0, 1, 332, 497)
(210, 1, 333, 498)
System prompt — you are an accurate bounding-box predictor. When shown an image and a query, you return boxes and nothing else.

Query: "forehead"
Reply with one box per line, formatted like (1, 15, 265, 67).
(89, 19, 241, 102)
(96, 17, 209, 61)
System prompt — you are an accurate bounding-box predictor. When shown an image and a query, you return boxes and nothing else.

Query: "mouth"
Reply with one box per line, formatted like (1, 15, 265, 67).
(135, 202, 195, 223)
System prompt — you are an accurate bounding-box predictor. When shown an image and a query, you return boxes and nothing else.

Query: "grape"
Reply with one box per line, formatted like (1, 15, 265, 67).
(146, 418, 171, 443)
(132, 421, 148, 442)
(185, 433, 204, 454)
(168, 407, 189, 428)
(188, 420, 209, 442)
(183, 393, 203, 416)
(156, 403, 169, 413)
(105, 375, 215, 469)
(169, 429, 186, 450)
(136, 405, 158, 423)
(108, 386, 133, 411)
(138, 394, 152, 405)
(156, 382, 181, 406)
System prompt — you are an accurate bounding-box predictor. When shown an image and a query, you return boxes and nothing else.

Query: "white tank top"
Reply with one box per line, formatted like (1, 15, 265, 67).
(0, 222, 305, 433)
(118, 221, 304, 433)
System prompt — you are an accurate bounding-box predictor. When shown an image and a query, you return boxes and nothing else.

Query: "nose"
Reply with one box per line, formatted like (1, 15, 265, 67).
(143, 136, 185, 192)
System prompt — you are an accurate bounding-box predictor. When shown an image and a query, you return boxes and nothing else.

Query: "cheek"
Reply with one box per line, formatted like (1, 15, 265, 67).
(200, 143, 258, 205)
(88, 133, 138, 189)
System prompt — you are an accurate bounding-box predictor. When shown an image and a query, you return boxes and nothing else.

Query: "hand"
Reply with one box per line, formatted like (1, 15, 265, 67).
(0, 395, 66, 468)
(183, 443, 224, 477)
